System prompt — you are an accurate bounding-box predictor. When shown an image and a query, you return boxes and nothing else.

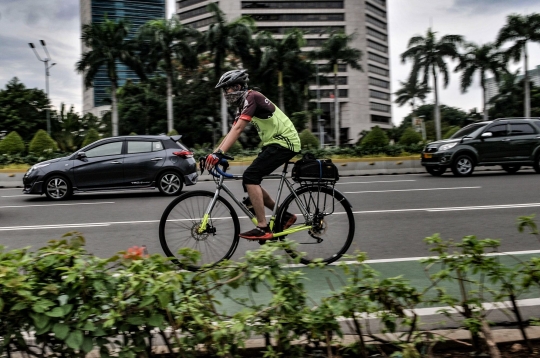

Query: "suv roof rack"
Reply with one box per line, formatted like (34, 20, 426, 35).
(494, 117, 540, 121)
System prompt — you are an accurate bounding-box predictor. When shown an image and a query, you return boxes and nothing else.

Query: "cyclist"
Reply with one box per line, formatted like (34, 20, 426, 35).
(205, 69, 301, 240)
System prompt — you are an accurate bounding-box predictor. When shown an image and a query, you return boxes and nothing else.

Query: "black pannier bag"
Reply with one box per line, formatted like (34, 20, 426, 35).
(291, 153, 339, 183)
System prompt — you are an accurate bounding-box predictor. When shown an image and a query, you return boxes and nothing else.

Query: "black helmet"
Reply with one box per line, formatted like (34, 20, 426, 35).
(215, 69, 249, 89)
(216, 70, 249, 105)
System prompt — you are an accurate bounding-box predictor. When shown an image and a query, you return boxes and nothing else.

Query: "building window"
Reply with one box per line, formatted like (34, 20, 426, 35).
(371, 114, 390, 123)
(185, 16, 215, 28)
(369, 77, 389, 88)
(305, 38, 329, 47)
(365, 2, 386, 17)
(310, 89, 348, 98)
(178, 0, 208, 8)
(367, 27, 387, 41)
(367, 39, 387, 53)
(258, 26, 344, 34)
(249, 13, 345, 21)
(368, 52, 388, 65)
(366, 14, 386, 30)
(178, 5, 209, 20)
(242, 1, 344, 9)
(370, 89, 390, 100)
(370, 102, 391, 112)
(371, 0, 386, 7)
(311, 76, 348, 85)
(368, 64, 389, 76)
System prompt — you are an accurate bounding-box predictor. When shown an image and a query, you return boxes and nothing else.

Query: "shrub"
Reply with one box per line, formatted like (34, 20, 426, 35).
(28, 129, 58, 155)
(361, 126, 389, 147)
(399, 127, 423, 146)
(443, 126, 461, 139)
(167, 129, 179, 136)
(299, 129, 320, 149)
(81, 128, 100, 148)
(217, 136, 243, 155)
(0, 131, 25, 155)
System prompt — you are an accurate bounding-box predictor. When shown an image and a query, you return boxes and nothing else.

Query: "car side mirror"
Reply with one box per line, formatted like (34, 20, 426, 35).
(77, 151, 87, 159)
(481, 132, 493, 138)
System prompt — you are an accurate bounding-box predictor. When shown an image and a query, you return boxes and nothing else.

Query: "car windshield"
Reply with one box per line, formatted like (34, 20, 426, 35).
(450, 123, 488, 139)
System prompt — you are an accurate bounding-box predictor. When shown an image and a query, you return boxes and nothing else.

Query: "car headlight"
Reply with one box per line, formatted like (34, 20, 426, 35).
(27, 162, 50, 174)
(438, 143, 458, 151)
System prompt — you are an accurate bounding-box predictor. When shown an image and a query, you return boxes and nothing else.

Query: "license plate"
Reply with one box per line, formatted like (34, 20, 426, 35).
(423, 153, 432, 159)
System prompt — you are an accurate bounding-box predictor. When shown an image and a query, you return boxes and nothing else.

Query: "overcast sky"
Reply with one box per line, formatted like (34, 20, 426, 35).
(0, 0, 539, 125)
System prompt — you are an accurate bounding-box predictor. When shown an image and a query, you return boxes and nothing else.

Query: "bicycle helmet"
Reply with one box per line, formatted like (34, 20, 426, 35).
(216, 69, 249, 105)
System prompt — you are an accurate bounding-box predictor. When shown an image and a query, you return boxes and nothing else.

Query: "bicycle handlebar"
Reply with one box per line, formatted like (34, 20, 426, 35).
(209, 158, 234, 178)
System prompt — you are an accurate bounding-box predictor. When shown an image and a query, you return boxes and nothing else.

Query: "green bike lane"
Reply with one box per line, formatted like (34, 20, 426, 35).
(215, 251, 540, 316)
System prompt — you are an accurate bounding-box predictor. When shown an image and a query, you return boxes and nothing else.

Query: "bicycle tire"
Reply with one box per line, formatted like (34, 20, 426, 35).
(275, 185, 355, 265)
(159, 190, 240, 271)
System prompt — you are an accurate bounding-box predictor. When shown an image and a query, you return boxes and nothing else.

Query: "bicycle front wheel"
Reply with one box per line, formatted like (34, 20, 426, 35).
(276, 185, 355, 265)
(159, 190, 240, 271)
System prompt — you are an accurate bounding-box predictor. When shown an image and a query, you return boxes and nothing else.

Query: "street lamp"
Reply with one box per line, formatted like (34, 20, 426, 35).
(29, 40, 56, 135)
(316, 63, 325, 148)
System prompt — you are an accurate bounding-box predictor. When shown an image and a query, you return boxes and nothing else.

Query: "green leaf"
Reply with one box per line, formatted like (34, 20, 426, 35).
(93, 327, 107, 337)
(147, 314, 164, 327)
(30, 313, 50, 329)
(81, 336, 94, 353)
(82, 321, 96, 331)
(53, 323, 70, 340)
(138, 296, 154, 308)
(0, 297, 4, 312)
(126, 316, 145, 326)
(11, 302, 27, 311)
(62, 304, 74, 315)
(66, 330, 84, 350)
(46, 307, 65, 318)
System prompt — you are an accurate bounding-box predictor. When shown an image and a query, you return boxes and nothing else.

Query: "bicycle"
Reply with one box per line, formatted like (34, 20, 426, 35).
(159, 155, 355, 271)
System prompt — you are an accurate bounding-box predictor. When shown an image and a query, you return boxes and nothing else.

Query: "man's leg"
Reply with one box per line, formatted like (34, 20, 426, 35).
(246, 184, 267, 227)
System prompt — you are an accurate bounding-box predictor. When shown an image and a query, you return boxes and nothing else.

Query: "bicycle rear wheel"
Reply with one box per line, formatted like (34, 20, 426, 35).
(159, 190, 240, 271)
(276, 185, 355, 265)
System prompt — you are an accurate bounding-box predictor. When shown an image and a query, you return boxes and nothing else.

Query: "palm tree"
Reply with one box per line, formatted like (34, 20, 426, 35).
(401, 28, 463, 141)
(310, 31, 362, 146)
(203, 3, 255, 135)
(76, 17, 143, 137)
(394, 78, 431, 114)
(138, 17, 200, 133)
(257, 29, 306, 114)
(454, 42, 507, 121)
(496, 13, 540, 118)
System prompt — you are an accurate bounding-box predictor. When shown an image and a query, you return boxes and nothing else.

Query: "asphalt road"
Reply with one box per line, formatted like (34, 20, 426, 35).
(1, 168, 540, 262)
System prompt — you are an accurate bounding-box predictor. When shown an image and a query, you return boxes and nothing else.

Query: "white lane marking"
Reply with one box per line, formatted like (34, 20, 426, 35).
(0, 202, 115, 209)
(336, 180, 416, 185)
(0, 223, 112, 231)
(353, 202, 540, 214)
(2, 195, 29, 197)
(345, 186, 481, 194)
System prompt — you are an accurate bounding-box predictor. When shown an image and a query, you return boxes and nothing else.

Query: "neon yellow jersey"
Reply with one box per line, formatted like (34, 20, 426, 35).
(237, 90, 301, 152)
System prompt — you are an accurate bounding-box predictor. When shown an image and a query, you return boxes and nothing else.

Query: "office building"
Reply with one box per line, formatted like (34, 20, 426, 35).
(176, 0, 392, 144)
(486, 65, 540, 106)
(80, 0, 166, 117)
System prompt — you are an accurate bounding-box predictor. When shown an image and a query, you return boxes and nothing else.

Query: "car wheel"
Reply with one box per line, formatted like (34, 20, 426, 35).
(158, 171, 183, 196)
(534, 154, 540, 174)
(44, 175, 72, 200)
(451, 155, 475, 177)
(426, 166, 447, 176)
(501, 165, 521, 174)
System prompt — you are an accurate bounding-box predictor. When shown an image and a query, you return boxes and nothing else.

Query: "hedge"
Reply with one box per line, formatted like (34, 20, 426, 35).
(0, 131, 25, 155)
(28, 129, 58, 155)
(1, 216, 539, 357)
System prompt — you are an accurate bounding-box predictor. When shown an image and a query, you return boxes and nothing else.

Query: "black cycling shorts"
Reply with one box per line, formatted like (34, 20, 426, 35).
(242, 144, 297, 186)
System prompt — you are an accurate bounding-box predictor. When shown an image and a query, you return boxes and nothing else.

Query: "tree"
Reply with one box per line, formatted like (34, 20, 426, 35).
(82, 128, 101, 148)
(454, 42, 507, 121)
(298, 129, 320, 149)
(203, 3, 255, 135)
(51, 104, 84, 152)
(311, 31, 363, 147)
(138, 17, 200, 133)
(496, 13, 540, 118)
(489, 78, 540, 119)
(394, 78, 431, 114)
(399, 127, 423, 145)
(400, 104, 469, 141)
(28, 129, 58, 155)
(401, 28, 463, 141)
(258, 29, 306, 114)
(0, 131, 25, 155)
(76, 17, 144, 137)
(361, 126, 389, 147)
(0, 77, 49, 141)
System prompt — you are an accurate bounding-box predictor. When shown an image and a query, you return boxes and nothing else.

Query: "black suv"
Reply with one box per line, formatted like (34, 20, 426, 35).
(421, 118, 540, 176)
(23, 135, 198, 200)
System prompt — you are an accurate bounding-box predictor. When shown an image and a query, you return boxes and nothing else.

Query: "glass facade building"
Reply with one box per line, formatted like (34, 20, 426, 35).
(81, 0, 165, 113)
(176, 0, 392, 144)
